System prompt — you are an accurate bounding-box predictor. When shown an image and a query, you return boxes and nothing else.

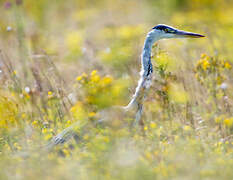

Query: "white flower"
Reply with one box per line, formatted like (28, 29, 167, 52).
(25, 87, 30, 93)
(6, 26, 12, 32)
(220, 83, 227, 90)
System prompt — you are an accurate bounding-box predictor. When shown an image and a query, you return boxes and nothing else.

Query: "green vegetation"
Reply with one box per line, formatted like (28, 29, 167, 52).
(0, 0, 232, 179)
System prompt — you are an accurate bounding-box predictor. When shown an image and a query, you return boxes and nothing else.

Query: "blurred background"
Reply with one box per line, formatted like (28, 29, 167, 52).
(0, 0, 232, 179)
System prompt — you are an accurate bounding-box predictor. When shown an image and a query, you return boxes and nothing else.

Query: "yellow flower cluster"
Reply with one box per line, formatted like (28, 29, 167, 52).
(197, 54, 231, 71)
(42, 127, 54, 140)
(74, 70, 128, 110)
(70, 101, 87, 120)
(0, 95, 19, 129)
(195, 54, 231, 85)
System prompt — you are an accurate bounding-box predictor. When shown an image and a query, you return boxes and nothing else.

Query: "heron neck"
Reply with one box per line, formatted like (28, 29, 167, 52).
(143, 32, 158, 50)
(125, 32, 159, 111)
(141, 32, 159, 77)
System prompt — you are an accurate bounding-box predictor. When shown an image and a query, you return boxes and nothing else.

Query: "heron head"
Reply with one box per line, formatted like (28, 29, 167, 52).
(150, 24, 205, 39)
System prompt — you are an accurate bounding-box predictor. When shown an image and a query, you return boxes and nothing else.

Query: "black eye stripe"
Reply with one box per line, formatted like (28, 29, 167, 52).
(152, 25, 177, 33)
(152, 25, 168, 30)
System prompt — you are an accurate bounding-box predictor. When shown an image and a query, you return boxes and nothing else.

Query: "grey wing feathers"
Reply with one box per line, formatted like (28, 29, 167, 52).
(45, 124, 77, 151)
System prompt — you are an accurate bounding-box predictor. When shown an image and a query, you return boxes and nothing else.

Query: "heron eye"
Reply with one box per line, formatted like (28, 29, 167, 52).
(164, 28, 168, 33)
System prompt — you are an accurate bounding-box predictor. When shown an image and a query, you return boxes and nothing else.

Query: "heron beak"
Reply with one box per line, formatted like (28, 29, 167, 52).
(175, 30, 205, 38)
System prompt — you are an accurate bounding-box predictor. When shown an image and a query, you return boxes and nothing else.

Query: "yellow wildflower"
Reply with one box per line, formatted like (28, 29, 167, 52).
(32, 120, 38, 126)
(62, 149, 70, 156)
(201, 53, 207, 58)
(66, 120, 72, 125)
(224, 62, 232, 69)
(44, 134, 53, 140)
(102, 76, 113, 85)
(76, 75, 82, 81)
(224, 117, 233, 127)
(150, 122, 157, 129)
(145, 151, 152, 160)
(24, 93, 30, 100)
(42, 128, 48, 134)
(183, 125, 192, 131)
(202, 59, 210, 70)
(103, 136, 110, 143)
(21, 113, 26, 118)
(91, 70, 97, 76)
(91, 74, 100, 83)
(88, 112, 96, 118)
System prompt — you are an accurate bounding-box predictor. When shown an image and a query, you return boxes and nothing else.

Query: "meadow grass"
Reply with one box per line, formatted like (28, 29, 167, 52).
(0, 0, 232, 179)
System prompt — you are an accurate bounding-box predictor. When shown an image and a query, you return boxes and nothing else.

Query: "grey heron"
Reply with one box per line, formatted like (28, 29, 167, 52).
(47, 24, 205, 149)
(125, 24, 204, 125)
